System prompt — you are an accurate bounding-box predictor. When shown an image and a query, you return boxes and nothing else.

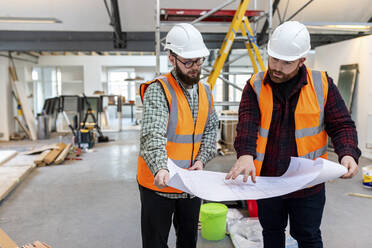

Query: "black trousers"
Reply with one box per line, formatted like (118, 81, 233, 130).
(257, 187, 326, 248)
(139, 185, 201, 248)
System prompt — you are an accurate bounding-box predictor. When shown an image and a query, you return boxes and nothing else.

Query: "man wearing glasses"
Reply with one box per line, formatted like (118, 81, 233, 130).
(137, 23, 219, 248)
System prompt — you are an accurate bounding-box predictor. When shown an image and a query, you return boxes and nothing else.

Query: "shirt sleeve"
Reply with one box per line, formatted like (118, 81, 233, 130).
(234, 80, 260, 159)
(140, 82, 169, 175)
(324, 75, 361, 163)
(195, 104, 219, 166)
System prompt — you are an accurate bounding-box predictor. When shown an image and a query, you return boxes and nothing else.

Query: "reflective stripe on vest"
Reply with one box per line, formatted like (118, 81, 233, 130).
(137, 73, 212, 193)
(250, 68, 329, 175)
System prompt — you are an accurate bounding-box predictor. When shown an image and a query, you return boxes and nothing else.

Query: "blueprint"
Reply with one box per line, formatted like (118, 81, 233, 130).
(166, 157, 347, 201)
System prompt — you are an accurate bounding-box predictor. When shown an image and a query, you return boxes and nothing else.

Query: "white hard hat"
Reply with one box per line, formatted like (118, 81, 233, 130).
(164, 23, 210, 59)
(268, 21, 311, 61)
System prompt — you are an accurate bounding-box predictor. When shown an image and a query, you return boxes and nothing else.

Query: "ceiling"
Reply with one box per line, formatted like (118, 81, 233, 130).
(0, 0, 371, 52)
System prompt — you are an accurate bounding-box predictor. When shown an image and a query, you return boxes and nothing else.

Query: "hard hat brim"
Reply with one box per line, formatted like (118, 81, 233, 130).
(268, 40, 310, 61)
(167, 48, 210, 59)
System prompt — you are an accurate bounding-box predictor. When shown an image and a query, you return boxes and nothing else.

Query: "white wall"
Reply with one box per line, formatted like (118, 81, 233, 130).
(38, 55, 169, 95)
(313, 35, 372, 159)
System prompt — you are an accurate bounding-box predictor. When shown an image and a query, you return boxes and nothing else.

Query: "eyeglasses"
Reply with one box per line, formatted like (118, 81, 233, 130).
(175, 56, 205, 69)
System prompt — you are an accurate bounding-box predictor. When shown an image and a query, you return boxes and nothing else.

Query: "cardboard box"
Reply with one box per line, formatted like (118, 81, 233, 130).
(220, 110, 238, 151)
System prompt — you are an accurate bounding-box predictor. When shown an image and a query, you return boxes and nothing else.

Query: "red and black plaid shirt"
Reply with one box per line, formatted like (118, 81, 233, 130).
(234, 65, 361, 198)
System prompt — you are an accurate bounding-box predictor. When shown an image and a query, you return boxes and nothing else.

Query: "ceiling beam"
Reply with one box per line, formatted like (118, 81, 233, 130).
(0, 31, 366, 52)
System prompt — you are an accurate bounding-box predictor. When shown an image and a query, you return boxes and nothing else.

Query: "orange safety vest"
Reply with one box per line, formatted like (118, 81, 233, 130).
(137, 73, 213, 193)
(250, 68, 329, 176)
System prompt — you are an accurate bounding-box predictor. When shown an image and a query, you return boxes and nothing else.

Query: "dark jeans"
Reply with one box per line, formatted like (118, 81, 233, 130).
(257, 187, 326, 248)
(139, 185, 201, 248)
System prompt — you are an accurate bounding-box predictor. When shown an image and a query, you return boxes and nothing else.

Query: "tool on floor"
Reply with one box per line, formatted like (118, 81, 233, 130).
(80, 94, 109, 143)
(61, 107, 94, 150)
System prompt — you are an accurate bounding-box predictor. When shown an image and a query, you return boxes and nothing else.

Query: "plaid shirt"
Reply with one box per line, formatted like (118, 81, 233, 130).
(235, 65, 361, 198)
(140, 70, 219, 199)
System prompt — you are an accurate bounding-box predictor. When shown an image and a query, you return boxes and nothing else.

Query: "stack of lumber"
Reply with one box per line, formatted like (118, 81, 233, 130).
(29, 143, 72, 167)
(23, 142, 72, 166)
(0, 227, 52, 248)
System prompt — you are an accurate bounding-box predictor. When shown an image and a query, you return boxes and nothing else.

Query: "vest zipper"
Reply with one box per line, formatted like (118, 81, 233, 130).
(190, 88, 197, 167)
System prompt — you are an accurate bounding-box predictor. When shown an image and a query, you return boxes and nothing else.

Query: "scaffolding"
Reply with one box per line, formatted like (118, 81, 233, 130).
(155, 0, 272, 90)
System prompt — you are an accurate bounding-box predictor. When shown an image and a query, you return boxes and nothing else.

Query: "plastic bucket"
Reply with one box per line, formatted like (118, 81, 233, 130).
(362, 165, 372, 188)
(200, 203, 228, 241)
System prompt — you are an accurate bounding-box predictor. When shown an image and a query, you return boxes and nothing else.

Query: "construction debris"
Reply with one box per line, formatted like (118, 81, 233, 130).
(0, 228, 17, 248)
(347, 192, 372, 199)
(26, 143, 80, 166)
(22, 144, 59, 155)
(33, 150, 50, 167)
(54, 144, 72, 165)
(0, 228, 52, 248)
(42, 143, 67, 165)
(21, 241, 52, 248)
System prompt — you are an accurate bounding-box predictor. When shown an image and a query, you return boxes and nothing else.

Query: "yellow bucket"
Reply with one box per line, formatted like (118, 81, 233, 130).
(362, 165, 372, 188)
(200, 203, 228, 241)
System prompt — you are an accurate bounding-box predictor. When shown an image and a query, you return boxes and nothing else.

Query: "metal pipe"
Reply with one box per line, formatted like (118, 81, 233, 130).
(191, 0, 237, 25)
(155, 0, 161, 75)
(268, 0, 273, 42)
(0, 53, 37, 64)
(286, 0, 314, 21)
(202, 67, 243, 91)
(202, 71, 253, 75)
(224, 53, 247, 66)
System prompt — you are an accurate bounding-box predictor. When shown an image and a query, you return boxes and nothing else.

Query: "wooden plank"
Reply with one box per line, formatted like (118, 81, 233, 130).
(32, 241, 52, 248)
(9, 67, 37, 141)
(22, 144, 59, 155)
(14, 116, 31, 139)
(54, 144, 72, 165)
(0, 165, 35, 202)
(43, 143, 67, 165)
(0, 228, 18, 248)
(348, 192, 372, 199)
(0, 151, 18, 166)
(34, 150, 50, 167)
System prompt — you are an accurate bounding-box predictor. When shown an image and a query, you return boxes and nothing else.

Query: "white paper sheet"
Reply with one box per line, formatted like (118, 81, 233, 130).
(166, 157, 347, 201)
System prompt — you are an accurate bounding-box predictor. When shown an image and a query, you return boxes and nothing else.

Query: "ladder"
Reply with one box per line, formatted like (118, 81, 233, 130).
(207, 0, 266, 90)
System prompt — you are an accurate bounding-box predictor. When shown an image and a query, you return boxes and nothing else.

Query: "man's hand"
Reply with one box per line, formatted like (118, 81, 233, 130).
(189, 160, 204, 170)
(225, 155, 256, 183)
(340, 155, 358, 179)
(154, 169, 170, 189)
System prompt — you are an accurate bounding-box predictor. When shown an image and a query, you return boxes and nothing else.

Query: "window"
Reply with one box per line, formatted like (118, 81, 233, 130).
(107, 70, 136, 101)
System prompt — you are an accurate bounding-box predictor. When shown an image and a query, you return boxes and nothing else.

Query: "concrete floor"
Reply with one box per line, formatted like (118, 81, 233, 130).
(0, 129, 371, 248)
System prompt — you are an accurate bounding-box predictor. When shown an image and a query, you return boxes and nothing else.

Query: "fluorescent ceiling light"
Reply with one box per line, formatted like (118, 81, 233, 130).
(0, 17, 62, 24)
(304, 22, 371, 32)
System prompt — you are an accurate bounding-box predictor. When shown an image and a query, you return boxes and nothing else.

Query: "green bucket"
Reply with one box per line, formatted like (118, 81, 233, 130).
(200, 203, 228, 241)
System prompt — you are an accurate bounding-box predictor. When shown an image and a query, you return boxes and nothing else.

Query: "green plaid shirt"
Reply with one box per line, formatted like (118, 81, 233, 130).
(140, 70, 219, 199)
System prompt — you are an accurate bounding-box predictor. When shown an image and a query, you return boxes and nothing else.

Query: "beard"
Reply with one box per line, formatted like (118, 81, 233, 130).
(268, 67, 301, 83)
(268, 62, 301, 83)
(175, 63, 201, 86)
